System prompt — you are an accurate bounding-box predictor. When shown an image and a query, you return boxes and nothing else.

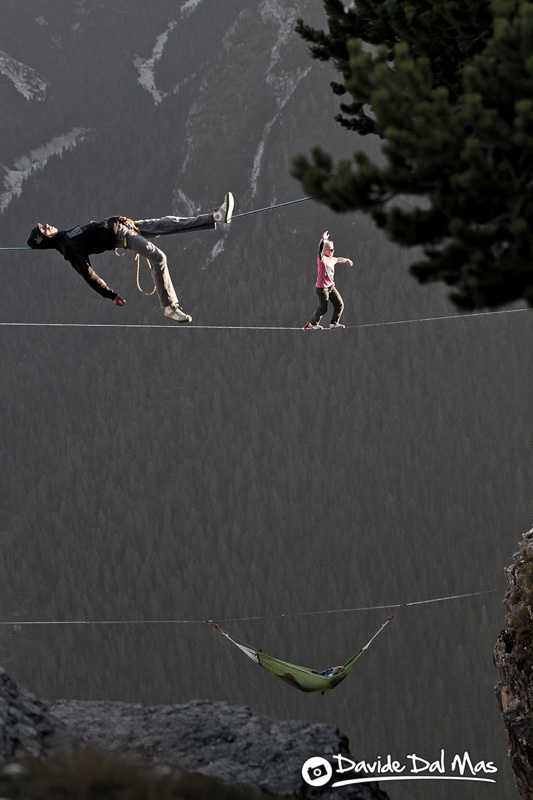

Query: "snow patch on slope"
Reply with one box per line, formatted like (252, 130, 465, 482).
(133, 21, 178, 104)
(135, 1, 205, 104)
(250, 0, 311, 196)
(209, 238, 225, 263)
(180, 0, 205, 16)
(173, 188, 200, 217)
(0, 128, 90, 214)
(0, 50, 49, 101)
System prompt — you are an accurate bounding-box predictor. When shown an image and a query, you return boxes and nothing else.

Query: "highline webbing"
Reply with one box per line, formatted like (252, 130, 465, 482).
(0, 589, 493, 627)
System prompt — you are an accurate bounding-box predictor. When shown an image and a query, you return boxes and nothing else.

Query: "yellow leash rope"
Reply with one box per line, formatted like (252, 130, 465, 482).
(134, 252, 156, 297)
(115, 235, 156, 297)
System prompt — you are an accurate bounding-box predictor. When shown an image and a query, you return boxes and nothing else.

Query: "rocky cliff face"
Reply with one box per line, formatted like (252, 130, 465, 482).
(494, 528, 533, 800)
(0, 666, 389, 800)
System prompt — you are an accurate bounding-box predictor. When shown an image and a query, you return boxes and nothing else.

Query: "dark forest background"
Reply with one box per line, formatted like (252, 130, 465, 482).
(0, 2, 531, 798)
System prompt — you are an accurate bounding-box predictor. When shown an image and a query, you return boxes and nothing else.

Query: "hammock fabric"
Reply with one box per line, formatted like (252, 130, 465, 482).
(209, 615, 393, 693)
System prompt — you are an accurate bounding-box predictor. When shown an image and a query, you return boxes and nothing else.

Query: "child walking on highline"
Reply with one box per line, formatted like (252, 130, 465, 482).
(27, 193, 234, 323)
(306, 230, 354, 330)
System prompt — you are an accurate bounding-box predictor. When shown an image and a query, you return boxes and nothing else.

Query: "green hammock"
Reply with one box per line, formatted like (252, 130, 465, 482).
(209, 615, 393, 693)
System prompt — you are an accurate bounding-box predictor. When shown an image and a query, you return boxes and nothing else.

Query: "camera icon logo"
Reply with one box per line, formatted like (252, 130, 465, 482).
(302, 756, 333, 786)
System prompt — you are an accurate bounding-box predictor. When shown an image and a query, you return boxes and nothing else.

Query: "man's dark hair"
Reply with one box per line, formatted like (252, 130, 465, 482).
(27, 225, 57, 249)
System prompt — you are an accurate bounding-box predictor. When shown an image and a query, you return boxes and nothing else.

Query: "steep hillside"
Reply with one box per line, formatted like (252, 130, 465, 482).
(494, 530, 533, 800)
(0, 0, 448, 327)
(0, 4, 528, 800)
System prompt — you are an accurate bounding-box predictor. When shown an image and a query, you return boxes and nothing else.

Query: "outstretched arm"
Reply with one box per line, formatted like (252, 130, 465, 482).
(67, 251, 123, 302)
(318, 230, 329, 258)
(335, 256, 354, 266)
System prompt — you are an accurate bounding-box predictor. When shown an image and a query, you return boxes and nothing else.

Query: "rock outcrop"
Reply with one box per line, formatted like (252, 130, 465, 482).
(0, 666, 389, 799)
(0, 669, 59, 759)
(494, 528, 533, 800)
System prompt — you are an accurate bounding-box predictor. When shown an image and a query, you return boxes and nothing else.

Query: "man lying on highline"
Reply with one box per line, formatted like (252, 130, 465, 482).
(27, 193, 234, 323)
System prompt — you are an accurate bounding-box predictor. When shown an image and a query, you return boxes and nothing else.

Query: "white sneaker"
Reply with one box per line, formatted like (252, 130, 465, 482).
(329, 321, 345, 328)
(213, 192, 234, 224)
(307, 322, 323, 330)
(164, 303, 192, 323)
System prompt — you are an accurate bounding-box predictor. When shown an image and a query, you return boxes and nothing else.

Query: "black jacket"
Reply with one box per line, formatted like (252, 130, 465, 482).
(28, 217, 128, 300)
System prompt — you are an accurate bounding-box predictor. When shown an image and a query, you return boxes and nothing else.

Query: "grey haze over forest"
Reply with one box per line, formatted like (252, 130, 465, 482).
(0, 2, 531, 798)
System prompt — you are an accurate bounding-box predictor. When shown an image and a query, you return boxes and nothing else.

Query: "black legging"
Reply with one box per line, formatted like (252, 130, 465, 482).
(310, 285, 344, 325)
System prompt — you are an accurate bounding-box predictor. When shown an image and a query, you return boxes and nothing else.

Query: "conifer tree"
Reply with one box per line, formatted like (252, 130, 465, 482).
(293, 0, 533, 309)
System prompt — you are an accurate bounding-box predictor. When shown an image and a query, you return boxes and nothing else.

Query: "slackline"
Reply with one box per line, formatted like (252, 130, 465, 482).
(232, 195, 314, 218)
(0, 589, 492, 627)
(0, 307, 529, 331)
(0, 196, 317, 252)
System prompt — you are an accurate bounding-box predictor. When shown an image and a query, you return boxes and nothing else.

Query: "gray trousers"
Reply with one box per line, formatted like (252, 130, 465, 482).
(117, 214, 216, 308)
